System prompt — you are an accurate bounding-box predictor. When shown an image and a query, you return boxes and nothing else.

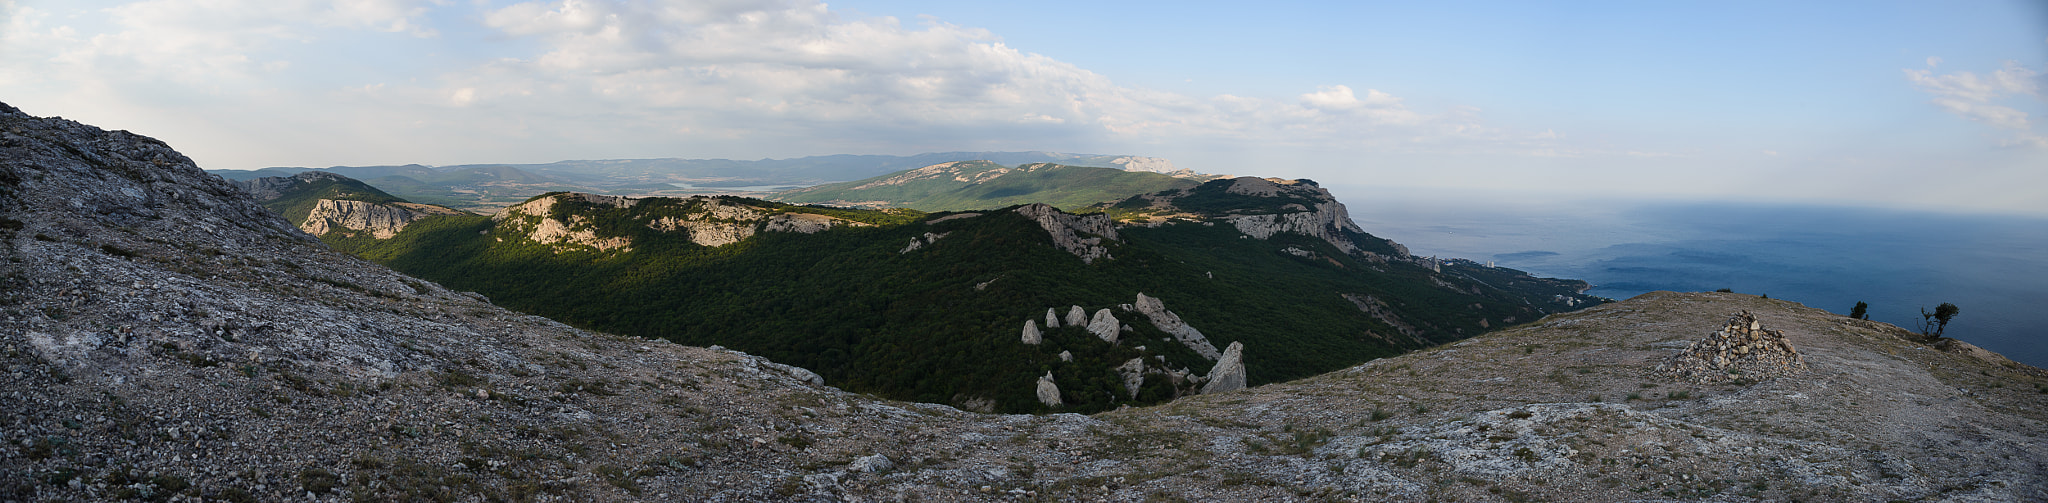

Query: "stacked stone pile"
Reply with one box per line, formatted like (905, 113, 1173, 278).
(1659, 310, 1806, 383)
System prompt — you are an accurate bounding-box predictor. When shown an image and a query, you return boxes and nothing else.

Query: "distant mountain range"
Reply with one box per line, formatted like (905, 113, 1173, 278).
(773, 160, 1216, 211)
(208, 152, 1199, 212)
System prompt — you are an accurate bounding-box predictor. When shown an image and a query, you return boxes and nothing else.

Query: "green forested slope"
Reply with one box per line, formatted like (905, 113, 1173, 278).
(332, 192, 1600, 414)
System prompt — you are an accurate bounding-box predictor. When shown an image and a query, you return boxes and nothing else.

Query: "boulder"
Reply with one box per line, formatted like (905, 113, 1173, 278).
(1045, 308, 1061, 328)
(1035, 372, 1062, 407)
(1201, 342, 1246, 394)
(1087, 309, 1120, 343)
(1058, 350, 1072, 362)
(1021, 319, 1042, 345)
(847, 454, 893, 473)
(1065, 306, 1087, 327)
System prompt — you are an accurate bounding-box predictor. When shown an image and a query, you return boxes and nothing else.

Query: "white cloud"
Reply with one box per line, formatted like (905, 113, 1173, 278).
(1905, 60, 2045, 143)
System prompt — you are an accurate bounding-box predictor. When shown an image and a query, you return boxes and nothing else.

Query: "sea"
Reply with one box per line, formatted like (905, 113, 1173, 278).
(1325, 185, 2048, 369)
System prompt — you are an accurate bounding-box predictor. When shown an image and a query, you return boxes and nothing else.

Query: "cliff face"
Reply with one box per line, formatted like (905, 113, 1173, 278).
(494, 192, 873, 252)
(1103, 176, 1409, 260)
(300, 199, 462, 239)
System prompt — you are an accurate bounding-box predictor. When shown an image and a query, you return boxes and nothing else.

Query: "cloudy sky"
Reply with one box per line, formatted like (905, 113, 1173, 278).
(4, 0, 2045, 214)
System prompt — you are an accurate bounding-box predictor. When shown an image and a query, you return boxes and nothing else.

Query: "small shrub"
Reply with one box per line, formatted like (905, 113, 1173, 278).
(300, 467, 338, 494)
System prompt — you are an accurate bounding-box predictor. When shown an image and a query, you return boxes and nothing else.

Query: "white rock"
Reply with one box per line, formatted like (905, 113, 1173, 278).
(1036, 372, 1063, 407)
(1058, 350, 1073, 362)
(1201, 342, 1246, 394)
(1134, 293, 1222, 360)
(847, 454, 893, 473)
(1045, 308, 1061, 328)
(1115, 358, 1147, 399)
(1087, 309, 1120, 343)
(1021, 319, 1042, 345)
(1065, 306, 1087, 327)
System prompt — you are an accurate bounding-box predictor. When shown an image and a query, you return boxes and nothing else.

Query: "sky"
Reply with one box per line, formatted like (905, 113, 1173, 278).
(3, 0, 2045, 215)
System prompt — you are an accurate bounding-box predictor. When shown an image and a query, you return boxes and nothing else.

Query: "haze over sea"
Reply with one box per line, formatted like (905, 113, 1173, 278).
(1329, 185, 2048, 369)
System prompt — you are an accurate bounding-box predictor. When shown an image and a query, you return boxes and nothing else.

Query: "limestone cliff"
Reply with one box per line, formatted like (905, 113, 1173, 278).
(1108, 176, 1396, 260)
(496, 192, 871, 251)
(299, 199, 462, 239)
(1014, 203, 1119, 263)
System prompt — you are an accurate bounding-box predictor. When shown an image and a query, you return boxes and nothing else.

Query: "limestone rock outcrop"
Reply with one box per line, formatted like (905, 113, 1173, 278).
(1045, 308, 1061, 328)
(496, 193, 643, 251)
(502, 193, 869, 250)
(1116, 358, 1148, 399)
(1658, 310, 1806, 384)
(1058, 350, 1073, 362)
(1224, 187, 1368, 255)
(899, 231, 949, 253)
(299, 199, 462, 239)
(1014, 203, 1118, 264)
(1036, 372, 1063, 407)
(1133, 293, 1222, 360)
(1065, 305, 1087, 327)
(1021, 319, 1042, 345)
(1088, 309, 1121, 343)
(1201, 342, 1247, 394)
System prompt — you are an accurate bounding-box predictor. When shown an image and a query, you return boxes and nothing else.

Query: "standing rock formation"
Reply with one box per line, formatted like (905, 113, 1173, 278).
(1065, 305, 1088, 327)
(1014, 203, 1119, 264)
(1201, 342, 1247, 394)
(1659, 310, 1806, 384)
(1133, 293, 1222, 360)
(1058, 350, 1073, 362)
(1116, 358, 1148, 399)
(1088, 309, 1121, 343)
(1021, 319, 1042, 345)
(1036, 372, 1063, 407)
(1045, 308, 1062, 328)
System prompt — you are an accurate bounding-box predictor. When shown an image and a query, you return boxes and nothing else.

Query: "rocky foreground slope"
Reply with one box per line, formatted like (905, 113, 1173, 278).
(5, 103, 2047, 501)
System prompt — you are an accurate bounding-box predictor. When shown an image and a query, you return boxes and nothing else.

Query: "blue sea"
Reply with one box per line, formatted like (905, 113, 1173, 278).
(1326, 185, 2048, 368)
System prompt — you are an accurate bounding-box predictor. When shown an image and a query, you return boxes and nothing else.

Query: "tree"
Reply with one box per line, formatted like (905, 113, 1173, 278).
(1919, 303, 1960, 340)
(1849, 301, 1868, 320)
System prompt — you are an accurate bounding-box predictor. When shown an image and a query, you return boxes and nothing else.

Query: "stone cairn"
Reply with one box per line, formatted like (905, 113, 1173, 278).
(1659, 310, 1806, 384)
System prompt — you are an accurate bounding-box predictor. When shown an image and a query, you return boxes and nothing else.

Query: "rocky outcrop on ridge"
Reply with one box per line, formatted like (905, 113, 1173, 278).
(1064, 305, 1087, 327)
(232, 170, 348, 201)
(1659, 310, 1807, 384)
(1043, 308, 1060, 328)
(1133, 293, 1222, 360)
(1021, 319, 1042, 345)
(1098, 176, 1408, 261)
(501, 192, 871, 250)
(299, 199, 463, 239)
(1200, 341, 1248, 394)
(1013, 203, 1118, 264)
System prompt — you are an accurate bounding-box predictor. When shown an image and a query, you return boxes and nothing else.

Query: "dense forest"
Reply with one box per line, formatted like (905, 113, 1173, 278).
(326, 190, 1601, 414)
